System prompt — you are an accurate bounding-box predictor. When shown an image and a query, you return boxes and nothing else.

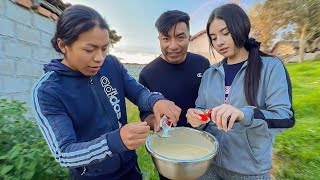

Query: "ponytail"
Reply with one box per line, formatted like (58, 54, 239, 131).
(244, 38, 262, 107)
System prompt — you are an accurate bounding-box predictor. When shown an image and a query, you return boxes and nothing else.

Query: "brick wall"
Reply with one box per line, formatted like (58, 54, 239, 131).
(0, 0, 61, 107)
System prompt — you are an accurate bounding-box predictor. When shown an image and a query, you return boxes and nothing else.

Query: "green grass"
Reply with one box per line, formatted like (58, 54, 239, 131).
(126, 101, 159, 180)
(272, 60, 320, 179)
(126, 59, 320, 180)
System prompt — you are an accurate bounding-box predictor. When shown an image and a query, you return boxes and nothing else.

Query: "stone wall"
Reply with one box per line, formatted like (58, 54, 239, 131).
(0, 0, 61, 107)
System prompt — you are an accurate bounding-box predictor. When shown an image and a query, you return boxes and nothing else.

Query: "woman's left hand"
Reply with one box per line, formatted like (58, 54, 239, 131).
(210, 104, 244, 131)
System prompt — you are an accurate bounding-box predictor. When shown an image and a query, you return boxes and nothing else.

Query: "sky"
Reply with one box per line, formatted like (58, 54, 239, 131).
(63, 0, 261, 64)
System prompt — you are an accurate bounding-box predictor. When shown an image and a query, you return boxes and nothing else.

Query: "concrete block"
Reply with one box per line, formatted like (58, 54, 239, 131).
(5, 0, 32, 26)
(32, 78, 41, 87)
(52, 51, 63, 59)
(0, 37, 4, 58)
(33, 13, 56, 33)
(0, 0, 5, 16)
(13, 93, 32, 105)
(0, 17, 15, 37)
(0, 95, 12, 101)
(0, 76, 32, 93)
(0, 59, 16, 75)
(4, 39, 32, 59)
(40, 32, 53, 47)
(16, 60, 43, 77)
(0, 76, 3, 94)
(32, 46, 53, 62)
(16, 24, 40, 44)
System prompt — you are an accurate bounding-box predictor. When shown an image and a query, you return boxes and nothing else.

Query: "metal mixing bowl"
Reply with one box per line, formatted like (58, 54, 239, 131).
(146, 127, 219, 180)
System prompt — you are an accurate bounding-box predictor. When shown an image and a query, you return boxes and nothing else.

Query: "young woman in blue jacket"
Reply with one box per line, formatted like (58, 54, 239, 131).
(31, 5, 181, 180)
(186, 4, 294, 179)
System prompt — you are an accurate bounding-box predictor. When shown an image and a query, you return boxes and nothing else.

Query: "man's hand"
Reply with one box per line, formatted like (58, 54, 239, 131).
(144, 114, 157, 130)
(186, 108, 207, 128)
(153, 99, 181, 131)
(120, 122, 150, 150)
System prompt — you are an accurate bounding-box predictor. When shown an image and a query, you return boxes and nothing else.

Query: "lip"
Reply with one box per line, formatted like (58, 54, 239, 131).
(168, 52, 180, 57)
(88, 66, 101, 72)
(219, 47, 229, 54)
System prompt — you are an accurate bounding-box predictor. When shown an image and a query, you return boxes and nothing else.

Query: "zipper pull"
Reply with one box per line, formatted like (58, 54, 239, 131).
(90, 78, 93, 85)
(81, 167, 87, 176)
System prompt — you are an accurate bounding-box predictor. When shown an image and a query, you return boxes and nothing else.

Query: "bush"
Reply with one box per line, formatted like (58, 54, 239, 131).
(0, 99, 69, 180)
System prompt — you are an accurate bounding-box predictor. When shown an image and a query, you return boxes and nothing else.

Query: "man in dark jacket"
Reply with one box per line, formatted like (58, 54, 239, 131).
(139, 10, 210, 179)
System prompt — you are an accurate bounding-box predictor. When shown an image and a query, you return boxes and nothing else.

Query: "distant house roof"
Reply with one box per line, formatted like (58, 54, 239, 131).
(270, 41, 299, 53)
(190, 30, 206, 41)
(14, 0, 71, 21)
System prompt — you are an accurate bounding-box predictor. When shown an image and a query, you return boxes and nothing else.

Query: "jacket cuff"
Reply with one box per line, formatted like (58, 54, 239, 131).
(239, 106, 255, 127)
(107, 129, 128, 154)
(148, 92, 165, 109)
(140, 111, 153, 121)
(196, 123, 209, 130)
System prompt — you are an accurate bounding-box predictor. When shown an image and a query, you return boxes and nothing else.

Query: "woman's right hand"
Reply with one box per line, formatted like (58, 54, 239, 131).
(186, 108, 207, 128)
(120, 122, 150, 150)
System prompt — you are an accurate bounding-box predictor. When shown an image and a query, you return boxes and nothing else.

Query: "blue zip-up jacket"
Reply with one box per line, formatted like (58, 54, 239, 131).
(31, 55, 164, 178)
(197, 56, 294, 175)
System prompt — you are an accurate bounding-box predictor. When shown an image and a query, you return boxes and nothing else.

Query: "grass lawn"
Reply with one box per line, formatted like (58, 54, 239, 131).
(126, 101, 159, 179)
(271, 60, 320, 179)
(127, 59, 320, 180)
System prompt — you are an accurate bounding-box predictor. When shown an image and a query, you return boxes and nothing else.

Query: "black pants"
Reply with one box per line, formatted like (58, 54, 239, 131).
(119, 165, 143, 180)
(70, 165, 143, 180)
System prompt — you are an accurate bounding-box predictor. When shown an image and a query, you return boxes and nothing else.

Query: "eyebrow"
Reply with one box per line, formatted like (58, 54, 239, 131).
(175, 32, 186, 37)
(85, 43, 109, 48)
(209, 27, 228, 36)
(162, 32, 186, 38)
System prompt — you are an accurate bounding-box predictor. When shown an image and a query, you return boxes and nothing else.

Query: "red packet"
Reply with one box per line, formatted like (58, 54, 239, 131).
(198, 109, 212, 122)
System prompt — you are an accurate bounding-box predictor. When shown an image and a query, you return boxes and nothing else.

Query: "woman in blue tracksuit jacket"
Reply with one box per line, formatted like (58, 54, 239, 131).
(186, 4, 295, 180)
(31, 5, 181, 180)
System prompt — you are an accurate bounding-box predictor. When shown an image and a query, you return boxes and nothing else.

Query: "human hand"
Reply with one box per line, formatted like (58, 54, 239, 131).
(120, 122, 150, 150)
(210, 104, 244, 131)
(185, 108, 208, 128)
(144, 114, 157, 130)
(153, 99, 181, 131)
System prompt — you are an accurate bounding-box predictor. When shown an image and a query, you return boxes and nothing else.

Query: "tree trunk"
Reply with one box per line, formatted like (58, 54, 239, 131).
(299, 23, 308, 63)
(312, 36, 320, 52)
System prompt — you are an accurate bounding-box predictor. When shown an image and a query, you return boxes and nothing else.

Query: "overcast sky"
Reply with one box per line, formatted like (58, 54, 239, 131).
(63, 0, 261, 63)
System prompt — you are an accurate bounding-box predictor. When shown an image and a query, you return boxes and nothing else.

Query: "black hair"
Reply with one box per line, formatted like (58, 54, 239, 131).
(155, 10, 190, 36)
(206, 3, 270, 107)
(51, 5, 110, 53)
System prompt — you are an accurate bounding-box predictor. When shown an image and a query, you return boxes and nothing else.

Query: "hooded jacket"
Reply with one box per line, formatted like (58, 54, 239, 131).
(197, 56, 294, 175)
(32, 55, 164, 179)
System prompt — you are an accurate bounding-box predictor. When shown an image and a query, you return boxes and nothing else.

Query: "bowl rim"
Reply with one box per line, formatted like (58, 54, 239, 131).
(145, 127, 219, 163)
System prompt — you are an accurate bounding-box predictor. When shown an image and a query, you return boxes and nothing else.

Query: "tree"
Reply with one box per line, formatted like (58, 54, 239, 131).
(250, 0, 320, 62)
(109, 29, 122, 46)
(265, 0, 320, 62)
(249, 3, 278, 51)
